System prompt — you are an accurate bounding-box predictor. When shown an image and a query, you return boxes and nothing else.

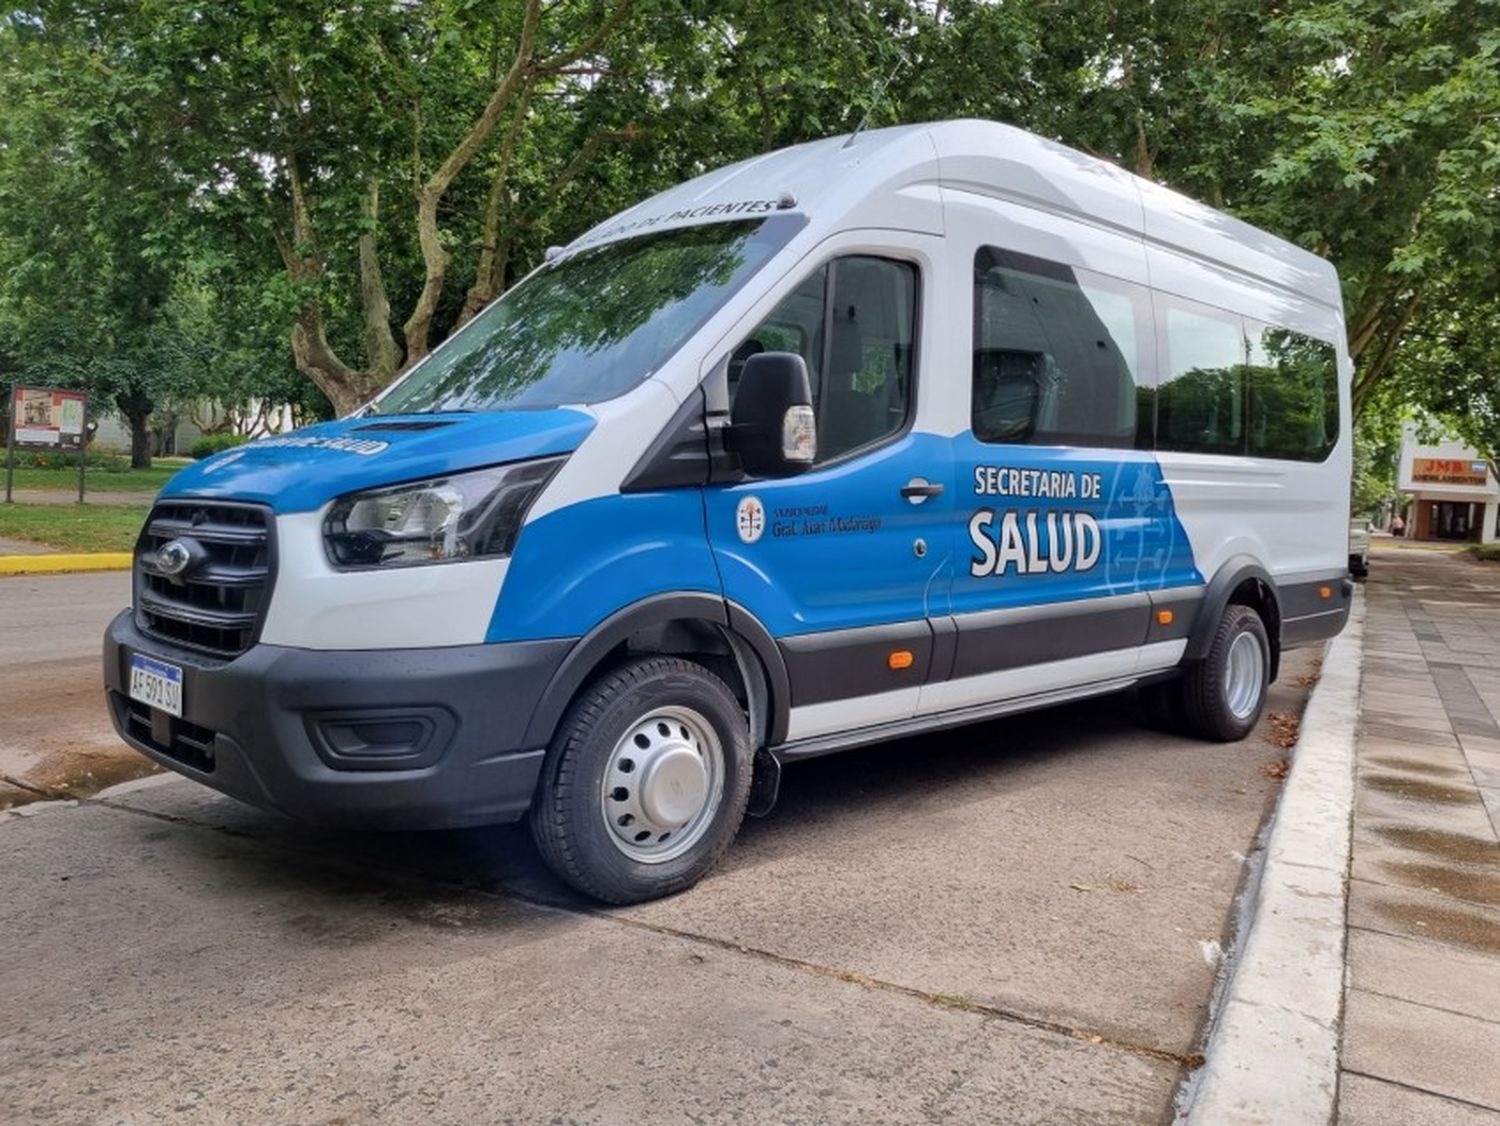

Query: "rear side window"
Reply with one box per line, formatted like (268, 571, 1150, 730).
(1155, 297, 1246, 455)
(1246, 322, 1339, 461)
(972, 248, 1147, 448)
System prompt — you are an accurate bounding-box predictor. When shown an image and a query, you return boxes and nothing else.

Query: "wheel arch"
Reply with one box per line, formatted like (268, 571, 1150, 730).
(1185, 556, 1283, 681)
(521, 593, 791, 752)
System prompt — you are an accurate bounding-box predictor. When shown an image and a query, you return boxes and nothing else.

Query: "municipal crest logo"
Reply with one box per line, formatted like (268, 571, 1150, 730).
(736, 495, 766, 544)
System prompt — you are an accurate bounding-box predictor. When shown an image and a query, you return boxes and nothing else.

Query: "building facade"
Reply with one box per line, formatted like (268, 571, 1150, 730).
(1397, 427, 1499, 544)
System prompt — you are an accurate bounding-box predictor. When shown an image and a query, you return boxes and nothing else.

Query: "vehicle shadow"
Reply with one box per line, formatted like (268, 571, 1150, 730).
(111, 686, 1197, 914)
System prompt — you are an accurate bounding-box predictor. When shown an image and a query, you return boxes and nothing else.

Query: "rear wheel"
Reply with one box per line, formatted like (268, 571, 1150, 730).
(1179, 604, 1271, 742)
(530, 657, 752, 904)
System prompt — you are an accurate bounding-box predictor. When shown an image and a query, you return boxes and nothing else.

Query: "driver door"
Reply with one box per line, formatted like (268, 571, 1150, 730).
(704, 247, 953, 743)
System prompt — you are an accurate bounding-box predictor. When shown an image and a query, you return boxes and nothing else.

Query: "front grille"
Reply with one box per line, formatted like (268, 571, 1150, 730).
(134, 500, 275, 656)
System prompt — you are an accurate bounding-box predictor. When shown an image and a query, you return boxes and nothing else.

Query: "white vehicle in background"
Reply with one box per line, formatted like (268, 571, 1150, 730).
(1349, 517, 1371, 578)
(105, 119, 1355, 903)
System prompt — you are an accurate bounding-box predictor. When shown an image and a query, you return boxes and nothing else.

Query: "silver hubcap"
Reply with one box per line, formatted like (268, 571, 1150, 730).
(601, 706, 724, 864)
(1224, 630, 1266, 720)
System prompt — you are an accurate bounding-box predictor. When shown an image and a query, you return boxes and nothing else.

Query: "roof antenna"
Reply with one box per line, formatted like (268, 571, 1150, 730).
(843, 50, 910, 150)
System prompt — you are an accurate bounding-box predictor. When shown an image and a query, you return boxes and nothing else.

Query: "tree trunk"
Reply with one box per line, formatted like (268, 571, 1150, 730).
(359, 179, 403, 381)
(291, 315, 385, 417)
(458, 125, 636, 327)
(403, 0, 544, 365)
(274, 155, 388, 416)
(459, 85, 535, 326)
(118, 399, 153, 469)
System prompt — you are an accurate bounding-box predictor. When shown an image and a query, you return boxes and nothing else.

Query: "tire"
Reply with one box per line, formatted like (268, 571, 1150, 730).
(529, 656, 753, 905)
(1178, 604, 1271, 742)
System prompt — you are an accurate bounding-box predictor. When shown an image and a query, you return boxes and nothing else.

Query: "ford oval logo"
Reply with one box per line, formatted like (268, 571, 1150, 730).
(155, 538, 196, 577)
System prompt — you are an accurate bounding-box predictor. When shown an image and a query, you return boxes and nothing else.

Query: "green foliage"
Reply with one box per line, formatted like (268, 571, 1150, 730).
(1352, 391, 1406, 518)
(0, 0, 1495, 441)
(1466, 543, 1500, 562)
(7, 448, 128, 472)
(189, 433, 251, 460)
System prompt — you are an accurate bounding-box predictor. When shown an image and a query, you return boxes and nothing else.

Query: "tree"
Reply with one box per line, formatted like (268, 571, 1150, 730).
(107, 0, 646, 415)
(0, 11, 200, 465)
(4, 0, 1496, 439)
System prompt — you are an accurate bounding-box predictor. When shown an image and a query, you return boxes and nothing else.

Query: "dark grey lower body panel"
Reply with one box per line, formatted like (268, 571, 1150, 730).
(773, 586, 1206, 715)
(1281, 605, 1351, 648)
(103, 610, 572, 830)
(1276, 574, 1353, 649)
(778, 619, 933, 707)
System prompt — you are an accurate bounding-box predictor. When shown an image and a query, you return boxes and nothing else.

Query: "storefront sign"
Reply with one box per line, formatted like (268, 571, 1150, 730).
(1411, 457, 1490, 487)
(11, 386, 87, 449)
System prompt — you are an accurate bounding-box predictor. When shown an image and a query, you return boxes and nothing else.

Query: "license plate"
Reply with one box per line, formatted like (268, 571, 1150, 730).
(129, 653, 183, 718)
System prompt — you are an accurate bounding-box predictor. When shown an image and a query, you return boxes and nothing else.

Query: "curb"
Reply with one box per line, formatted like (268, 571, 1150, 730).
(0, 552, 134, 575)
(1178, 590, 1365, 1124)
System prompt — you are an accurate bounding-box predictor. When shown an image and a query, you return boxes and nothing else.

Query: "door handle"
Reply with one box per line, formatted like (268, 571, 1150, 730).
(901, 478, 945, 501)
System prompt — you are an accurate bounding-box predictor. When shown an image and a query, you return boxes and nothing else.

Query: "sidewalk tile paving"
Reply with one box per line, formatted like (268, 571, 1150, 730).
(1339, 546, 1500, 1123)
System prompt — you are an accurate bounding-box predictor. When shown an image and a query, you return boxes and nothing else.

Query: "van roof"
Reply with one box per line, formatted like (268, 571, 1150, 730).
(568, 119, 1341, 310)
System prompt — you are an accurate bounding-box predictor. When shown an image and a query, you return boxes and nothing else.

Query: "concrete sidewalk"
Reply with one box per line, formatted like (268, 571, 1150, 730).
(1339, 545, 1500, 1122)
(3, 487, 157, 505)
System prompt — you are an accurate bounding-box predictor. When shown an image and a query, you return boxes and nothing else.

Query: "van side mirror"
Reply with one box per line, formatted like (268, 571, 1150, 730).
(730, 352, 816, 476)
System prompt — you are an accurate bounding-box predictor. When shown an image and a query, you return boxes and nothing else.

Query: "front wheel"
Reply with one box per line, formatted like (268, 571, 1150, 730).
(530, 657, 752, 904)
(1179, 604, 1271, 742)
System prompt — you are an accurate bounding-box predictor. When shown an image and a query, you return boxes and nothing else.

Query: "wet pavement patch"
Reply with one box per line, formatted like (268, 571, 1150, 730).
(1361, 774, 1480, 806)
(1359, 722, 1459, 747)
(26, 749, 159, 800)
(1373, 899, 1500, 956)
(0, 779, 43, 812)
(1376, 860, 1500, 908)
(1374, 825, 1500, 866)
(1366, 757, 1467, 778)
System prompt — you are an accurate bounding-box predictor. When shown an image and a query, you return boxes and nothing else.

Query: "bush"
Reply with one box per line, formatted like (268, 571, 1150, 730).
(1466, 544, 1500, 563)
(8, 448, 129, 471)
(190, 432, 250, 460)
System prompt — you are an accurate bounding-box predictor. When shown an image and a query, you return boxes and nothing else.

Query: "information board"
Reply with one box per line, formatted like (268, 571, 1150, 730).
(13, 386, 87, 450)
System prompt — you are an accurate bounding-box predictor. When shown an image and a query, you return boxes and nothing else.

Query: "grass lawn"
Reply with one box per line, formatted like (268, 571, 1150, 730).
(1467, 543, 1500, 563)
(0, 503, 149, 552)
(4, 462, 181, 493)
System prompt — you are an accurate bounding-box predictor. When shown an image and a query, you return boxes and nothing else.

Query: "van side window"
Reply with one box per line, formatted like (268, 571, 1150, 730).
(972, 248, 1146, 448)
(1245, 322, 1339, 461)
(732, 256, 917, 463)
(1155, 297, 1247, 455)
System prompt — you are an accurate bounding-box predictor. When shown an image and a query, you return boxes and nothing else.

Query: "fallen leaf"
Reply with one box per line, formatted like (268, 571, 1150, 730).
(1266, 712, 1300, 748)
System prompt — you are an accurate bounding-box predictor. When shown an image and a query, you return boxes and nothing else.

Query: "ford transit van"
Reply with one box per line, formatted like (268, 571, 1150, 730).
(105, 120, 1353, 903)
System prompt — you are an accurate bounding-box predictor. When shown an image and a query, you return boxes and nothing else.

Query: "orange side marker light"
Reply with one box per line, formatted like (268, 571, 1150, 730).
(1319, 585, 1332, 600)
(1156, 609, 1174, 626)
(888, 650, 914, 670)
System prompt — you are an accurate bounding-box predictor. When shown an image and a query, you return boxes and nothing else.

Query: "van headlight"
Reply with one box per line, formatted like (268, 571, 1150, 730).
(323, 456, 564, 569)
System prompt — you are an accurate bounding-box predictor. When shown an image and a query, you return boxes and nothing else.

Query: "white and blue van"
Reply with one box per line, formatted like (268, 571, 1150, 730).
(105, 121, 1352, 903)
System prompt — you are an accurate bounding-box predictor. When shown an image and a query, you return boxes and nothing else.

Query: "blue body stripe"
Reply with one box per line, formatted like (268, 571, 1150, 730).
(160, 410, 596, 514)
(490, 436, 1203, 649)
(487, 489, 722, 643)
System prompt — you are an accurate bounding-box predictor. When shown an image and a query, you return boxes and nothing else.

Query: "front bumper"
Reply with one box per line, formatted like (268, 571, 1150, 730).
(103, 611, 573, 830)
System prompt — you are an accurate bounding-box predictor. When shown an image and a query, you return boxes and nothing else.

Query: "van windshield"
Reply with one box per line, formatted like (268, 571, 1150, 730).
(375, 217, 801, 414)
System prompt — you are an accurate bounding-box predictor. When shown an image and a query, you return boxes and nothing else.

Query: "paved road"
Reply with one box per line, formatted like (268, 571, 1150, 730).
(4, 488, 158, 506)
(0, 572, 148, 800)
(0, 572, 1320, 1123)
